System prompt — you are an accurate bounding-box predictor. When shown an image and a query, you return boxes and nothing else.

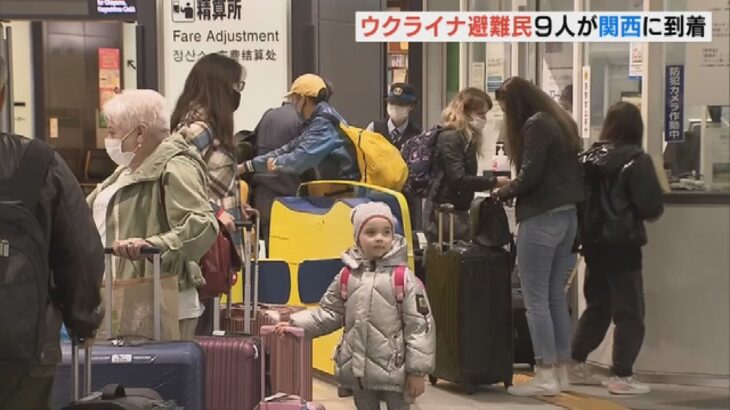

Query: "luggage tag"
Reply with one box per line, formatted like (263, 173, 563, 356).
(259, 239, 266, 259)
(416, 294, 430, 316)
(416, 233, 428, 250)
(416, 293, 433, 332)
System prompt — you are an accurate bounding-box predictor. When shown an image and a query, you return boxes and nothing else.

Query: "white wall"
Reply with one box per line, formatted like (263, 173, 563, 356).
(159, 0, 289, 132)
(422, 0, 458, 128)
(587, 204, 730, 379)
(122, 22, 137, 90)
(8, 21, 34, 139)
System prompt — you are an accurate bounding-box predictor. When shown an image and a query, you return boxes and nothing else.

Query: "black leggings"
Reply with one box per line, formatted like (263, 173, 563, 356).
(571, 263, 646, 377)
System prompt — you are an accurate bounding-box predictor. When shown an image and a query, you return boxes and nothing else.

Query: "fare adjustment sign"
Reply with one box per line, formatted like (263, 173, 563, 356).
(162, 0, 289, 131)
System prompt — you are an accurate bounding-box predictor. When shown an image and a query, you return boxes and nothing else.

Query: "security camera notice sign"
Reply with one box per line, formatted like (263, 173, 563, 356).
(163, 0, 289, 131)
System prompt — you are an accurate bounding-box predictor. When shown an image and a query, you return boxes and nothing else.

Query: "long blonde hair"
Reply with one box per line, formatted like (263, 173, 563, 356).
(440, 87, 493, 155)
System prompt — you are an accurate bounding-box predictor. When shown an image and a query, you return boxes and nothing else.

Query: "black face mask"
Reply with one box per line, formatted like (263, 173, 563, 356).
(231, 90, 241, 111)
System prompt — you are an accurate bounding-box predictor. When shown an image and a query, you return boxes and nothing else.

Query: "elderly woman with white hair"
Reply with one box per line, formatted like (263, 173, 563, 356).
(87, 89, 218, 340)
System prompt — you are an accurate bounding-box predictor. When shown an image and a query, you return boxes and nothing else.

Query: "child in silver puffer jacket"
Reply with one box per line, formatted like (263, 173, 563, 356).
(276, 202, 436, 410)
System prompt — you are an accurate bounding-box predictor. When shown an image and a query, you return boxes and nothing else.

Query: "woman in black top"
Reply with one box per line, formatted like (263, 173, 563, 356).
(493, 77, 585, 397)
(426, 87, 509, 241)
(570, 102, 663, 395)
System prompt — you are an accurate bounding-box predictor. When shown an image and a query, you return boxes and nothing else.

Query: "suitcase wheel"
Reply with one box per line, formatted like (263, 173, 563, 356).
(463, 384, 476, 395)
(428, 375, 438, 386)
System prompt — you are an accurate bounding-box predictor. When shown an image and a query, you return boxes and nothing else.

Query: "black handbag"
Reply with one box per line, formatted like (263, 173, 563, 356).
(469, 196, 512, 248)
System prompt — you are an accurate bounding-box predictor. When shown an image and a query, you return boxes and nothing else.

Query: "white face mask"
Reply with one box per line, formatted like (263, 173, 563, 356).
(387, 104, 410, 124)
(469, 115, 487, 131)
(104, 127, 138, 167)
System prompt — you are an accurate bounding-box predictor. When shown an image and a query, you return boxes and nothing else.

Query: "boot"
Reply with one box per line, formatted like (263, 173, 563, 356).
(508, 366, 560, 397)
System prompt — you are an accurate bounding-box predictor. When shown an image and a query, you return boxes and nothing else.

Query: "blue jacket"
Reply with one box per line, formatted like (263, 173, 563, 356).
(251, 102, 360, 181)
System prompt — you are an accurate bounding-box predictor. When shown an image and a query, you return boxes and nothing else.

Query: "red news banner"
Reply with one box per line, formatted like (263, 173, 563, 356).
(355, 12, 713, 43)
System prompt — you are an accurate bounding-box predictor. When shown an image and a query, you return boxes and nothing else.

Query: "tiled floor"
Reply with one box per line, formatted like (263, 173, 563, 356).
(311, 378, 730, 410)
(313, 379, 561, 410)
(574, 383, 730, 410)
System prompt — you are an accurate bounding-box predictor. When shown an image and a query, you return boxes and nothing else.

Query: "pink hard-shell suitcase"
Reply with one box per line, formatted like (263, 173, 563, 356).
(257, 326, 324, 410)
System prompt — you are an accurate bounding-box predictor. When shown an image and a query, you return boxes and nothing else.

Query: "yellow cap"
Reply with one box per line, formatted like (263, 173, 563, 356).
(286, 73, 327, 98)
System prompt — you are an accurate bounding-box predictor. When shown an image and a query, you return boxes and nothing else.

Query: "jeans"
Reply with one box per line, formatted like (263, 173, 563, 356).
(352, 390, 410, 410)
(571, 263, 646, 377)
(517, 207, 577, 366)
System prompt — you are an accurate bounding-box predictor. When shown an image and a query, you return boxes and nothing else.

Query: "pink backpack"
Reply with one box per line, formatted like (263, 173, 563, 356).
(339, 265, 424, 319)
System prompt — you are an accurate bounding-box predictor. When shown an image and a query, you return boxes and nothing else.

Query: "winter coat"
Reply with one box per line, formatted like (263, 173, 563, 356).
(250, 102, 360, 181)
(0, 133, 104, 373)
(430, 128, 496, 211)
(494, 112, 585, 222)
(579, 141, 664, 247)
(290, 235, 436, 393)
(175, 106, 241, 218)
(86, 133, 219, 290)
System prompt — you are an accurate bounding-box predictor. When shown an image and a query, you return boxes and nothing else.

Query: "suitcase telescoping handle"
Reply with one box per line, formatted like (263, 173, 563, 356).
(71, 338, 92, 401)
(234, 209, 260, 334)
(259, 326, 306, 402)
(437, 203, 455, 248)
(103, 246, 162, 341)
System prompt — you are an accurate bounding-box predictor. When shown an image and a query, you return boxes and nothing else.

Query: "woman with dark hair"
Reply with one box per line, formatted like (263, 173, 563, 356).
(171, 53, 247, 335)
(492, 77, 585, 396)
(570, 102, 663, 395)
(426, 87, 510, 241)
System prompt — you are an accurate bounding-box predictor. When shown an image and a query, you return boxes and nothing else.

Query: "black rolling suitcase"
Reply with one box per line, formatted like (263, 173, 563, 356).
(512, 264, 535, 368)
(412, 230, 428, 285)
(425, 203, 513, 394)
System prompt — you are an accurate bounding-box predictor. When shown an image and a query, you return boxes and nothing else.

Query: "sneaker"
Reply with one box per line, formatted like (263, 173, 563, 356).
(508, 367, 560, 397)
(606, 376, 651, 395)
(555, 364, 571, 391)
(569, 362, 604, 386)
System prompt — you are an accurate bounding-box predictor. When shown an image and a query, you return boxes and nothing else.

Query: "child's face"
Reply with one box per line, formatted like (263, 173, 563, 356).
(358, 218, 394, 260)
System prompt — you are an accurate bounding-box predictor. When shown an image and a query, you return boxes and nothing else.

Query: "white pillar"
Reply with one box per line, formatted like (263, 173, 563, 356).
(642, 0, 664, 158)
(572, 0, 584, 136)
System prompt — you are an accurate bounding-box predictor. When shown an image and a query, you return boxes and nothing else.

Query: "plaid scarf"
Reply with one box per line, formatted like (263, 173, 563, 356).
(176, 107, 240, 211)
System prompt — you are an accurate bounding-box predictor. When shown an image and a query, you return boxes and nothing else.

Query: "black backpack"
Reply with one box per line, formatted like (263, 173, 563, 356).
(0, 138, 54, 370)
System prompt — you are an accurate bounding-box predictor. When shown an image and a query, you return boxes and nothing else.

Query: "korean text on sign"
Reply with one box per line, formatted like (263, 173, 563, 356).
(356, 12, 713, 42)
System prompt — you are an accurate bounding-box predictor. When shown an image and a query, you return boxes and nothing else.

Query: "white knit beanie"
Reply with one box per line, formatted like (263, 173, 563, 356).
(351, 202, 397, 245)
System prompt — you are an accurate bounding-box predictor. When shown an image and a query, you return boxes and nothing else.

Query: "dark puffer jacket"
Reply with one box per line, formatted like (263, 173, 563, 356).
(495, 112, 585, 221)
(430, 128, 496, 211)
(579, 142, 664, 247)
(0, 133, 104, 374)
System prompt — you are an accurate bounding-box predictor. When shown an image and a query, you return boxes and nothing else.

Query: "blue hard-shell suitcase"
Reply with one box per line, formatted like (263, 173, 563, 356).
(51, 340, 204, 410)
(51, 247, 205, 410)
